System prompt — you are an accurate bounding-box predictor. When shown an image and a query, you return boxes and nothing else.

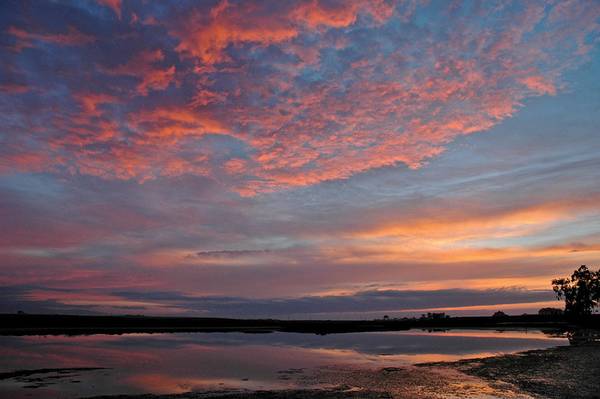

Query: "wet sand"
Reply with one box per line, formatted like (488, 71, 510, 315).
(80, 341, 600, 399)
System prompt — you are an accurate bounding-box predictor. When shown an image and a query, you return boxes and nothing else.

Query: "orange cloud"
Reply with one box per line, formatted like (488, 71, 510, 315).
(46, 106, 230, 181)
(291, 0, 391, 29)
(291, 195, 600, 267)
(519, 75, 557, 95)
(128, 107, 227, 141)
(353, 197, 600, 241)
(173, 1, 298, 65)
(7, 26, 94, 51)
(317, 240, 600, 267)
(74, 92, 118, 116)
(102, 50, 176, 95)
(172, 0, 394, 65)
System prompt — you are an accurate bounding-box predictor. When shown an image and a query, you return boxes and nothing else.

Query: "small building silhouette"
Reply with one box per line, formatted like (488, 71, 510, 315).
(421, 312, 447, 320)
(538, 307, 563, 317)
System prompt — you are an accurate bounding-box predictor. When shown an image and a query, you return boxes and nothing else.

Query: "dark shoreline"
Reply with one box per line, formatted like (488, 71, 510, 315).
(2, 313, 599, 336)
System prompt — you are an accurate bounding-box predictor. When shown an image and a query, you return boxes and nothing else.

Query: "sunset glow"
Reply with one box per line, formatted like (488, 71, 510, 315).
(1, 0, 599, 318)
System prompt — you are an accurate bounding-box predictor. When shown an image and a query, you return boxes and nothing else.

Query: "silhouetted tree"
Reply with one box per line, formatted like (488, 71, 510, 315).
(552, 265, 600, 318)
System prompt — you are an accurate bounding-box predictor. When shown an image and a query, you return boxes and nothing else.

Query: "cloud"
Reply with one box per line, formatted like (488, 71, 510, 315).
(171, 0, 393, 65)
(519, 75, 557, 96)
(97, 287, 559, 317)
(191, 249, 272, 258)
(172, 1, 298, 65)
(0, 286, 101, 315)
(96, 0, 122, 19)
(0, 82, 29, 94)
(349, 195, 600, 241)
(2, 285, 557, 318)
(2, 1, 598, 194)
(7, 25, 94, 51)
(101, 50, 176, 96)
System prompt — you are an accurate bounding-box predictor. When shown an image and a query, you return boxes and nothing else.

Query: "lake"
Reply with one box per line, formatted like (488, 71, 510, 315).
(0, 328, 569, 398)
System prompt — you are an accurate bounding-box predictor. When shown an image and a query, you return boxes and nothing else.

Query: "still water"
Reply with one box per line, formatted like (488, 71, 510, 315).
(0, 329, 568, 398)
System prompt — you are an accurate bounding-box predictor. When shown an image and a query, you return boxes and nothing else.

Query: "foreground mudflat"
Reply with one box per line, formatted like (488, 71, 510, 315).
(81, 370, 530, 399)
(422, 342, 600, 399)
(83, 390, 393, 399)
(81, 342, 600, 399)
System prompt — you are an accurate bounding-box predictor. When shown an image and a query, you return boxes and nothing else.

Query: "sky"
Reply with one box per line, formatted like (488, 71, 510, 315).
(1, 0, 599, 318)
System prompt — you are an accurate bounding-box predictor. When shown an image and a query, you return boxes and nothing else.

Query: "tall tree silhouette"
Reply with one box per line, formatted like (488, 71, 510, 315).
(552, 265, 600, 318)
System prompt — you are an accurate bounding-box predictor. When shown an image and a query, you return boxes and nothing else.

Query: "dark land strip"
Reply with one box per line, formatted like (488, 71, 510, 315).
(2, 313, 599, 336)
